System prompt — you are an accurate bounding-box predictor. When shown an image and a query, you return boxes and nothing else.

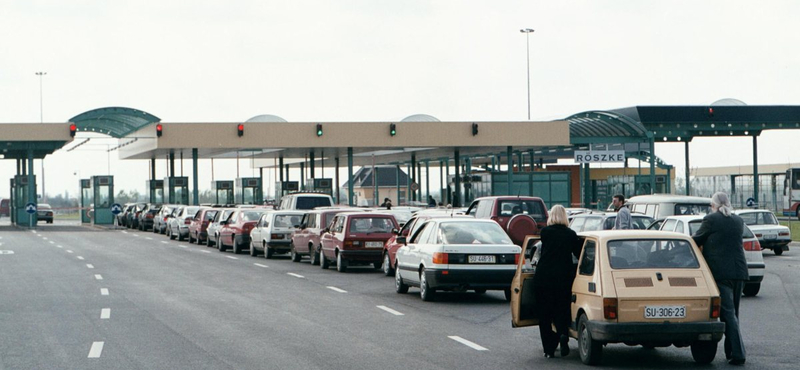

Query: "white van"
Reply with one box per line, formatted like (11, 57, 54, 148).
(625, 194, 712, 220)
(278, 192, 334, 210)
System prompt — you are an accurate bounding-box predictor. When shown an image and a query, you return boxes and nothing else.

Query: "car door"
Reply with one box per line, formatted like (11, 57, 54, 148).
(511, 235, 542, 328)
(571, 238, 602, 325)
(220, 211, 238, 245)
(321, 216, 343, 259)
(396, 220, 434, 283)
(251, 214, 266, 247)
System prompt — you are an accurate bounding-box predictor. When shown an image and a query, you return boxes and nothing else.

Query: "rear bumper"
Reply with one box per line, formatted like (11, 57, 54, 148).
(747, 262, 765, 280)
(759, 239, 790, 250)
(338, 249, 383, 262)
(235, 234, 251, 245)
(586, 321, 725, 343)
(424, 268, 515, 290)
(266, 240, 291, 250)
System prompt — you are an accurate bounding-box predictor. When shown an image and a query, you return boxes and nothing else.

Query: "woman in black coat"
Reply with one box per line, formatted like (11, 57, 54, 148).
(533, 204, 583, 358)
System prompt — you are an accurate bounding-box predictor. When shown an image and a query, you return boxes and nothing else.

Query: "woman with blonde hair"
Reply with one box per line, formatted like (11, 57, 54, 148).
(532, 204, 583, 358)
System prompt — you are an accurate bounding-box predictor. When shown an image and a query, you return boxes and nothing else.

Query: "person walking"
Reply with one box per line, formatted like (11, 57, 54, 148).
(612, 194, 631, 230)
(532, 204, 583, 358)
(379, 197, 392, 210)
(692, 192, 748, 365)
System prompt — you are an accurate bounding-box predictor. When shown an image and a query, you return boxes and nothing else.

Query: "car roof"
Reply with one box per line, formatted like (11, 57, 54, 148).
(733, 209, 770, 214)
(578, 230, 693, 241)
(473, 196, 544, 201)
(627, 194, 712, 203)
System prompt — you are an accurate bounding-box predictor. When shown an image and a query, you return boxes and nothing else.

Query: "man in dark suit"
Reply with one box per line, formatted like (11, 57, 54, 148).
(692, 192, 748, 365)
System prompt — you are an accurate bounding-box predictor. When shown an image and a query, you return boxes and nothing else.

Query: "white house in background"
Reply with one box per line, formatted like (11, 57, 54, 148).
(342, 166, 411, 206)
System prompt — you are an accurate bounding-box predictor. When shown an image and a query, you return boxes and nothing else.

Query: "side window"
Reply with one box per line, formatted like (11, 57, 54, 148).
(476, 200, 492, 218)
(579, 240, 597, 276)
(632, 203, 646, 214)
(304, 214, 313, 228)
(570, 217, 586, 232)
(399, 218, 416, 236)
(467, 201, 479, 216)
(417, 223, 436, 244)
(675, 221, 684, 234)
(661, 219, 678, 231)
(409, 221, 432, 243)
(334, 217, 345, 233)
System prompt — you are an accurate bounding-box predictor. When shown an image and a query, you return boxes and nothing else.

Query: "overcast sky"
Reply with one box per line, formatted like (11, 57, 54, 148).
(2, 0, 800, 199)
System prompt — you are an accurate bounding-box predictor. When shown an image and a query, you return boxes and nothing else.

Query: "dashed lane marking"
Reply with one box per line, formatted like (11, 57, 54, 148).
(287, 273, 304, 278)
(145, 237, 153, 240)
(77, 256, 85, 260)
(254, 263, 269, 268)
(161, 241, 170, 244)
(49, 241, 54, 244)
(377, 305, 404, 316)
(100, 308, 110, 319)
(132, 234, 139, 237)
(178, 245, 187, 248)
(226, 256, 239, 260)
(87, 264, 94, 269)
(100, 288, 109, 296)
(94, 274, 103, 280)
(121, 231, 128, 234)
(57, 245, 63, 248)
(66, 250, 74, 254)
(200, 250, 212, 253)
(327, 286, 347, 293)
(88, 341, 104, 358)
(448, 336, 488, 351)
(42, 237, 48, 240)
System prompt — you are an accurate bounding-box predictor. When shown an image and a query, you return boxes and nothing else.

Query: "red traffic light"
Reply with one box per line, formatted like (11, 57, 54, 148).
(156, 123, 163, 137)
(237, 123, 244, 137)
(69, 123, 76, 137)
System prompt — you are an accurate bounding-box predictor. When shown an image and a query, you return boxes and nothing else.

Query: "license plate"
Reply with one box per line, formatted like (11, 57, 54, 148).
(765, 234, 777, 240)
(468, 255, 496, 263)
(644, 305, 686, 319)
(365, 241, 383, 248)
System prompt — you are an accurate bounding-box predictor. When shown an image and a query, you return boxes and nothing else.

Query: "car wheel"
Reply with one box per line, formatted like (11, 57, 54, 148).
(373, 261, 382, 270)
(265, 244, 274, 259)
(291, 243, 301, 262)
(382, 253, 394, 276)
(578, 314, 602, 365)
(178, 231, 185, 242)
(336, 251, 348, 273)
(206, 235, 213, 247)
(310, 245, 320, 266)
(395, 264, 409, 294)
(774, 247, 784, 256)
(690, 340, 717, 364)
(249, 241, 257, 257)
(743, 283, 761, 297)
(420, 268, 435, 301)
(231, 235, 240, 254)
(218, 237, 227, 252)
(320, 250, 330, 269)
(474, 289, 487, 294)
(169, 228, 176, 240)
(188, 233, 195, 244)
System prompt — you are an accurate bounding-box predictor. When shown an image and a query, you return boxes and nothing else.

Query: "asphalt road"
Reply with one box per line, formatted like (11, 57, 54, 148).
(1, 220, 799, 370)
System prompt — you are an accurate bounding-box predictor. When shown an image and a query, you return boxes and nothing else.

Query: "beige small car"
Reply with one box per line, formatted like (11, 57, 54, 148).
(511, 231, 724, 365)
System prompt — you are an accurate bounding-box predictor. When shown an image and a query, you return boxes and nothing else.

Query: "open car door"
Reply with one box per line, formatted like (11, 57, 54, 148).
(511, 236, 540, 328)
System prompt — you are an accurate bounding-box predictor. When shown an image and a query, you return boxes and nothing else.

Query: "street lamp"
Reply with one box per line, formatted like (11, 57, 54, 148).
(36, 71, 47, 201)
(519, 28, 534, 120)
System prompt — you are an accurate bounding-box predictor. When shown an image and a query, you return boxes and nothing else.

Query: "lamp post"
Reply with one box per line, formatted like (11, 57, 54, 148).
(519, 28, 534, 120)
(36, 71, 47, 201)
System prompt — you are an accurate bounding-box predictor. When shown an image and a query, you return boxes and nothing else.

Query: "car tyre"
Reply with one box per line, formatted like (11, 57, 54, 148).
(336, 251, 348, 273)
(420, 268, 436, 301)
(168, 228, 176, 240)
(395, 264, 409, 294)
(578, 314, 602, 365)
(290, 243, 301, 262)
(743, 283, 760, 297)
(178, 231, 185, 242)
(309, 245, 320, 266)
(320, 250, 330, 270)
(206, 235, 214, 247)
(690, 340, 717, 364)
(249, 241, 257, 257)
(217, 237, 227, 252)
(188, 232, 195, 244)
(231, 235, 240, 254)
(382, 253, 394, 276)
(265, 244, 274, 259)
(774, 247, 784, 256)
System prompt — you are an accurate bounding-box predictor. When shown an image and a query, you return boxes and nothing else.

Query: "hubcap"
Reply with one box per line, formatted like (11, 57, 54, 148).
(384, 255, 390, 273)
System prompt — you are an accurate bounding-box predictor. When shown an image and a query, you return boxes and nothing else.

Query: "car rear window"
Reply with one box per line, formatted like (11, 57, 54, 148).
(498, 200, 546, 222)
(348, 217, 394, 233)
(274, 214, 303, 228)
(437, 222, 512, 245)
(740, 211, 778, 226)
(581, 217, 604, 231)
(242, 211, 266, 221)
(295, 197, 332, 210)
(608, 239, 699, 269)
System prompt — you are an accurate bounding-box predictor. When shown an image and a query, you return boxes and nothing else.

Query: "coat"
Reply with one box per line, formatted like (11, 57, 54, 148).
(692, 211, 749, 281)
(533, 224, 583, 288)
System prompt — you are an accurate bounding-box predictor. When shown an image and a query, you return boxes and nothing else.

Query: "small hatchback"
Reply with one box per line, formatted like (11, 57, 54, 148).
(290, 208, 354, 264)
(320, 212, 398, 272)
(511, 231, 724, 365)
(249, 210, 305, 258)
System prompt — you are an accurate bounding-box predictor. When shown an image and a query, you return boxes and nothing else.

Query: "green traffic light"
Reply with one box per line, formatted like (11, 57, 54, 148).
(316, 124, 323, 136)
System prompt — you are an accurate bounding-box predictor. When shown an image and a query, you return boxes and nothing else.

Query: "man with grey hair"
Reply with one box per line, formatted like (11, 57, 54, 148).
(692, 192, 748, 365)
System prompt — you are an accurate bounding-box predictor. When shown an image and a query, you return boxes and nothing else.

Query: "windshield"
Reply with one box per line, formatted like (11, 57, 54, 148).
(242, 211, 265, 222)
(739, 211, 778, 226)
(438, 222, 512, 245)
(274, 214, 303, 228)
(349, 217, 394, 233)
(674, 203, 710, 216)
(498, 200, 546, 222)
(608, 239, 699, 269)
(295, 197, 332, 210)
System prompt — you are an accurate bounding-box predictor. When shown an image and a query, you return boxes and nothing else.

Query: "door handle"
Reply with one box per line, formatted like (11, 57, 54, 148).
(514, 287, 520, 293)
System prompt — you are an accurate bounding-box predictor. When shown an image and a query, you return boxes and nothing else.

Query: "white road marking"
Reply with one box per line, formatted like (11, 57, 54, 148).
(66, 250, 74, 254)
(145, 237, 153, 240)
(94, 274, 103, 280)
(287, 273, 304, 278)
(200, 250, 212, 253)
(77, 256, 85, 260)
(42, 237, 48, 240)
(57, 245, 63, 248)
(226, 256, 239, 260)
(161, 241, 170, 244)
(178, 245, 187, 248)
(49, 241, 54, 244)
(31, 230, 36, 233)
(327, 286, 347, 293)
(0, 250, 14, 255)
(100, 288, 109, 295)
(132, 234, 139, 237)
(121, 231, 128, 234)
(377, 305, 404, 316)
(88, 341, 104, 358)
(87, 264, 94, 269)
(448, 336, 488, 351)
(254, 263, 269, 268)
(100, 308, 110, 319)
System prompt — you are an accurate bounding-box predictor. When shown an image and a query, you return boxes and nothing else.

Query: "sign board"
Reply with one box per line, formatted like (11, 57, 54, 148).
(574, 150, 625, 164)
(746, 197, 756, 207)
(111, 203, 123, 215)
(410, 182, 420, 191)
(25, 202, 37, 214)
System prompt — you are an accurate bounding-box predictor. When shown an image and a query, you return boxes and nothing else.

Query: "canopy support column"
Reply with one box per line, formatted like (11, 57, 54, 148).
(192, 148, 198, 205)
(425, 160, 430, 204)
(685, 141, 691, 196)
(396, 165, 401, 205)
(28, 148, 36, 228)
(335, 157, 340, 204)
(454, 150, 461, 207)
(279, 156, 284, 183)
(169, 152, 175, 178)
(300, 162, 305, 190)
(310, 151, 315, 179)
(439, 160, 444, 203)
(649, 138, 656, 195)
(347, 147, 354, 206)
(753, 135, 759, 206)
(507, 146, 513, 195)
(410, 153, 417, 202)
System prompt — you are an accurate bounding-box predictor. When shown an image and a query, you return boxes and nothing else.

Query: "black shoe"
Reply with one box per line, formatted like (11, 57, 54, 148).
(560, 336, 570, 357)
(728, 358, 746, 366)
(544, 353, 555, 358)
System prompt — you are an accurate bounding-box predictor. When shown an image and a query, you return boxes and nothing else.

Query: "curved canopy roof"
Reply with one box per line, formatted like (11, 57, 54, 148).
(566, 108, 651, 144)
(69, 107, 160, 138)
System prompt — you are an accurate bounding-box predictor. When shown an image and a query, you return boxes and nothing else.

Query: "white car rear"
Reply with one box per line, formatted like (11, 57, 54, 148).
(734, 209, 791, 256)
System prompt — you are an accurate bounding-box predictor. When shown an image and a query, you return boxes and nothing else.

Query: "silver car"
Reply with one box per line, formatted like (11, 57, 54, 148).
(734, 209, 791, 256)
(206, 208, 235, 247)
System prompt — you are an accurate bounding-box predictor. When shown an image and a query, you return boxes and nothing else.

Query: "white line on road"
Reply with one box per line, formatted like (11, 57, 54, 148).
(66, 250, 74, 254)
(88, 341, 104, 358)
(377, 305, 404, 316)
(87, 264, 94, 269)
(42, 237, 48, 240)
(448, 336, 488, 351)
(254, 263, 269, 268)
(327, 286, 347, 293)
(49, 241, 54, 244)
(287, 273, 304, 278)
(122, 231, 128, 234)
(161, 241, 169, 244)
(178, 245, 187, 248)
(100, 308, 110, 319)
(132, 234, 139, 237)
(57, 245, 63, 248)
(200, 250, 211, 253)
(100, 288, 109, 296)
(226, 256, 239, 260)
(145, 237, 153, 240)
(77, 256, 85, 260)
(94, 274, 103, 280)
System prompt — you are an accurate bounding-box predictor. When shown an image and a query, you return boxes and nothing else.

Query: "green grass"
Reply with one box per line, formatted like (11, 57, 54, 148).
(779, 220, 800, 242)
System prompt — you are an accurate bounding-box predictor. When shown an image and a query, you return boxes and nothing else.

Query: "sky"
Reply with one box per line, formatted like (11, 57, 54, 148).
(2, 0, 800, 200)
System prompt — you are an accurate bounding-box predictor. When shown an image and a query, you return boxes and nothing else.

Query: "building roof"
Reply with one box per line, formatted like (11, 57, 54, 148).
(342, 165, 410, 188)
(69, 107, 160, 138)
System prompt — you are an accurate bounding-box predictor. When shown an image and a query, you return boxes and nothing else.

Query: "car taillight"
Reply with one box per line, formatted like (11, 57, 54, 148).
(432, 252, 449, 264)
(779, 231, 790, 236)
(514, 253, 520, 264)
(47, 212, 53, 216)
(754, 233, 762, 238)
(184, 218, 191, 225)
(743, 241, 761, 251)
(603, 298, 618, 320)
(146, 213, 154, 219)
(271, 234, 284, 240)
(710, 297, 721, 319)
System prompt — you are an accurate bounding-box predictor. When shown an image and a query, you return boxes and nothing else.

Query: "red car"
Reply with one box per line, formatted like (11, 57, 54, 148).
(465, 196, 549, 245)
(320, 212, 398, 272)
(381, 211, 471, 276)
(188, 207, 218, 244)
(290, 208, 354, 265)
(218, 208, 268, 254)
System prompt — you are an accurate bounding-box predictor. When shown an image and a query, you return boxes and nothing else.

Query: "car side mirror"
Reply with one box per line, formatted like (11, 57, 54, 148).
(324, 227, 330, 233)
(397, 236, 407, 245)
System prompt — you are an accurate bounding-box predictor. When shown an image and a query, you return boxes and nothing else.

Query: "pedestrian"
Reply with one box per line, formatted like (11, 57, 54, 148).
(533, 204, 583, 358)
(612, 194, 631, 230)
(427, 195, 436, 207)
(380, 197, 392, 210)
(692, 192, 748, 365)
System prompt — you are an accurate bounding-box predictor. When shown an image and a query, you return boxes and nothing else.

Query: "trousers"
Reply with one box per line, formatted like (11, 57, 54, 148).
(534, 283, 571, 355)
(717, 279, 746, 361)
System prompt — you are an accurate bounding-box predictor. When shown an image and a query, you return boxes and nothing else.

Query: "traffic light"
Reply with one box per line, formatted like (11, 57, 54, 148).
(316, 123, 323, 137)
(156, 123, 163, 137)
(472, 122, 479, 136)
(238, 123, 244, 137)
(69, 123, 76, 137)
(390, 123, 397, 136)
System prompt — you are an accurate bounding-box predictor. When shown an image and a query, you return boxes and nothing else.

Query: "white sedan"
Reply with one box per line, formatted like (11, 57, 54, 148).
(734, 209, 791, 256)
(394, 218, 520, 301)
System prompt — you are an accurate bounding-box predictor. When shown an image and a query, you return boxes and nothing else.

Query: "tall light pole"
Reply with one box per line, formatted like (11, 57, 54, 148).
(36, 71, 47, 201)
(519, 28, 534, 120)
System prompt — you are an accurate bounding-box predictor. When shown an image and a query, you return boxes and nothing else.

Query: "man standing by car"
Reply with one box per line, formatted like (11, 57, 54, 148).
(612, 194, 631, 230)
(692, 192, 748, 365)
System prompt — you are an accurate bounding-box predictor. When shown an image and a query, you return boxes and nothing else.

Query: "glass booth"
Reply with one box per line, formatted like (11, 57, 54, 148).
(306, 178, 333, 196)
(13, 175, 36, 227)
(80, 179, 92, 223)
(275, 181, 299, 202)
(92, 176, 114, 225)
(212, 180, 234, 204)
(236, 177, 263, 205)
(147, 179, 164, 204)
(164, 177, 189, 205)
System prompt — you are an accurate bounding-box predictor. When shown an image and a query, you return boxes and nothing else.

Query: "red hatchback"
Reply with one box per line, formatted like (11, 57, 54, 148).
(291, 208, 354, 265)
(218, 209, 268, 254)
(188, 207, 218, 244)
(320, 212, 398, 272)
